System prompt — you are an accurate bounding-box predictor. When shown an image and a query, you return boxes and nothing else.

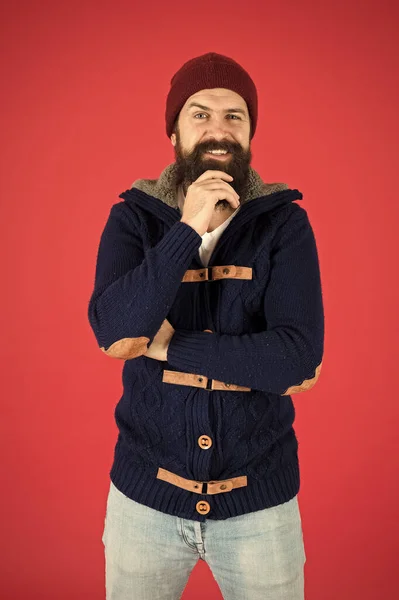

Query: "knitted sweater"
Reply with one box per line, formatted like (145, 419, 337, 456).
(88, 162, 325, 521)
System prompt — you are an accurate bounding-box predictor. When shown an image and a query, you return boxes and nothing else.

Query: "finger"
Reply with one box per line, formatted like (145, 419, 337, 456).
(195, 170, 234, 182)
(198, 180, 240, 200)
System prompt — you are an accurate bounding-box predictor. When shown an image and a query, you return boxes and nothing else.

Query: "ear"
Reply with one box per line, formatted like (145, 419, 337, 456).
(171, 133, 176, 146)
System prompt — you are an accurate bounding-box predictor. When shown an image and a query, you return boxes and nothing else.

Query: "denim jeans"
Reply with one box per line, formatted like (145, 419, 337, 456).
(102, 480, 306, 600)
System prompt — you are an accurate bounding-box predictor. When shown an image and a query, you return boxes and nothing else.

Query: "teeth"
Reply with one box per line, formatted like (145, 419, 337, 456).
(208, 150, 228, 155)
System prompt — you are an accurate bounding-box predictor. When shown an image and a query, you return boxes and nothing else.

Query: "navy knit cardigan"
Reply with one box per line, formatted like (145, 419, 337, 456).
(88, 164, 325, 521)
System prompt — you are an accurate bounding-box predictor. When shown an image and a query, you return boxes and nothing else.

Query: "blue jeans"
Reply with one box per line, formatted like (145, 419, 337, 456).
(102, 480, 306, 599)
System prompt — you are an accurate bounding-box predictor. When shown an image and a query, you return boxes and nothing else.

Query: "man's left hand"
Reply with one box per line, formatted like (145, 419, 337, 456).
(144, 319, 175, 362)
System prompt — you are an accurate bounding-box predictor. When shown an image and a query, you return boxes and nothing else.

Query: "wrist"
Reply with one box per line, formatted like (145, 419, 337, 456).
(180, 219, 204, 237)
(164, 336, 173, 362)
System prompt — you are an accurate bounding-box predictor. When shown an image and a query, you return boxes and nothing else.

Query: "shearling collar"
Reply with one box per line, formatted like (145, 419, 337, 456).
(130, 162, 289, 210)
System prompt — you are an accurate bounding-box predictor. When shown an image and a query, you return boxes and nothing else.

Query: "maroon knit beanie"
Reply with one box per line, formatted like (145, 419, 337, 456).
(165, 52, 258, 139)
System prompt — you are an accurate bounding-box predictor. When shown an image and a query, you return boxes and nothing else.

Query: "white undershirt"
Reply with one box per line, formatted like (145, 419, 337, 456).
(177, 185, 241, 267)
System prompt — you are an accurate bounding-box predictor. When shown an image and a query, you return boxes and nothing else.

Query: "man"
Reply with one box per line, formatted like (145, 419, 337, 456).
(88, 52, 324, 600)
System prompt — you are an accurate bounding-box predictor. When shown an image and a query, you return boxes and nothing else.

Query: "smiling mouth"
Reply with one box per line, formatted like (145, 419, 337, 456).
(203, 151, 231, 159)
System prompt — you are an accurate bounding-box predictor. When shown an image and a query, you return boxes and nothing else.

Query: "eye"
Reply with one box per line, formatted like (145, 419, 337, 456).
(193, 113, 242, 120)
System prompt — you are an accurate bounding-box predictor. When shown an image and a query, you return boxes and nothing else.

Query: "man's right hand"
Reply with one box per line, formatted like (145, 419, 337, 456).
(180, 170, 240, 236)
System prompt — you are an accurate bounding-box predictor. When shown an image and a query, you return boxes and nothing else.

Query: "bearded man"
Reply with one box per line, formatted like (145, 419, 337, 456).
(88, 51, 325, 600)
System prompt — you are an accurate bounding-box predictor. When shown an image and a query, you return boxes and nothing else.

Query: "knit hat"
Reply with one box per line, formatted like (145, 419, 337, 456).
(165, 52, 258, 139)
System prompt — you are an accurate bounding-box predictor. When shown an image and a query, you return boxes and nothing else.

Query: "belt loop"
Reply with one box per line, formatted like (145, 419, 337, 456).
(207, 266, 213, 281)
(201, 482, 208, 494)
(205, 378, 213, 391)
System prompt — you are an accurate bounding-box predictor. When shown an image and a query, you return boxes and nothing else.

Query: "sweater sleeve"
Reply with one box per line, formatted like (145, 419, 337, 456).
(166, 206, 325, 395)
(88, 202, 202, 359)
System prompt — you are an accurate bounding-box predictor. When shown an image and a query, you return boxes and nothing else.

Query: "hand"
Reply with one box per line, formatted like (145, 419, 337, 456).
(180, 170, 240, 236)
(144, 319, 175, 361)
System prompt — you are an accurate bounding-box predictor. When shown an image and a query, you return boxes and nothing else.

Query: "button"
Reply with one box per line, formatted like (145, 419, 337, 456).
(196, 500, 211, 515)
(198, 435, 212, 450)
(223, 268, 230, 274)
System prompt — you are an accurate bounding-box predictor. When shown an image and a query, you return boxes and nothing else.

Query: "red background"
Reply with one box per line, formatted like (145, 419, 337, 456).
(1, 1, 398, 598)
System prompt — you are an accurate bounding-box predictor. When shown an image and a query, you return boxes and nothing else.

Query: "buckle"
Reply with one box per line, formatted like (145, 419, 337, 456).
(198, 267, 212, 282)
(205, 377, 213, 391)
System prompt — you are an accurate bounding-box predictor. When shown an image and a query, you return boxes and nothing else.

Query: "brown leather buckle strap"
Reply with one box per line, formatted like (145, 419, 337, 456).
(162, 369, 251, 392)
(156, 467, 247, 495)
(182, 265, 252, 282)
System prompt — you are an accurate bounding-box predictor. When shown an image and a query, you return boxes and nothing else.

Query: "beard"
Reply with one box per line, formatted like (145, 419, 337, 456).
(173, 127, 252, 210)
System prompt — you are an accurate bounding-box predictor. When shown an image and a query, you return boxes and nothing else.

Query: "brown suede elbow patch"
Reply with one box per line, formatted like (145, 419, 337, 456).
(281, 360, 323, 395)
(100, 336, 150, 360)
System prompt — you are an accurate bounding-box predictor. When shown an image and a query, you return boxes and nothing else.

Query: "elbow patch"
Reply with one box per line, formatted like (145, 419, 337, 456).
(100, 336, 150, 360)
(281, 360, 323, 395)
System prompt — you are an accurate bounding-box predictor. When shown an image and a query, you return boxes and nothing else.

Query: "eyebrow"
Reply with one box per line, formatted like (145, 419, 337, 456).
(187, 102, 247, 116)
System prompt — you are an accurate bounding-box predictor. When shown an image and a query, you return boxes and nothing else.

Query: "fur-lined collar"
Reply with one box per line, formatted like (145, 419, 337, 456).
(130, 162, 289, 210)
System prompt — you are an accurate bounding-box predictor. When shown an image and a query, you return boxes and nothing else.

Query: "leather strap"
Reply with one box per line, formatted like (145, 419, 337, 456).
(156, 467, 248, 495)
(162, 369, 251, 392)
(182, 265, 252, 282)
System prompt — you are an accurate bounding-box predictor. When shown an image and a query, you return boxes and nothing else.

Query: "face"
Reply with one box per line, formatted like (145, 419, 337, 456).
(170, 88, 252, 209)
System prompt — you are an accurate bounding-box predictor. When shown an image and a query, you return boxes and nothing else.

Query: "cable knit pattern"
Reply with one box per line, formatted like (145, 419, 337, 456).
(87, 162, 325, 521)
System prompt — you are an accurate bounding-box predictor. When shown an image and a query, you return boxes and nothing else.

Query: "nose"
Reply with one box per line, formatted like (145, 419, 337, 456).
(204, 131, 233, 146)
(204, 117, 234, 140)
(207, 134, 230, 144)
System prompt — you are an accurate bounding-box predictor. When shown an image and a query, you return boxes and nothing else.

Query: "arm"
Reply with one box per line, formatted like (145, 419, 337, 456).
(87, 202, 202, 359)
(166, 205, 325, 395)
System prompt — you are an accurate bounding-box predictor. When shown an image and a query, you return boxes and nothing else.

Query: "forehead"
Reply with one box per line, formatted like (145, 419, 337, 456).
(182, 88, 248, 112)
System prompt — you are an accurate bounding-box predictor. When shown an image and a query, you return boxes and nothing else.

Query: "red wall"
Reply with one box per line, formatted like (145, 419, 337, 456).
(1, 1, 398, 598)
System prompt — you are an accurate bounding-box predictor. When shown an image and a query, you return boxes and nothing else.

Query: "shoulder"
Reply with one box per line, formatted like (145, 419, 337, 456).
(269, 201, 315, 251)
